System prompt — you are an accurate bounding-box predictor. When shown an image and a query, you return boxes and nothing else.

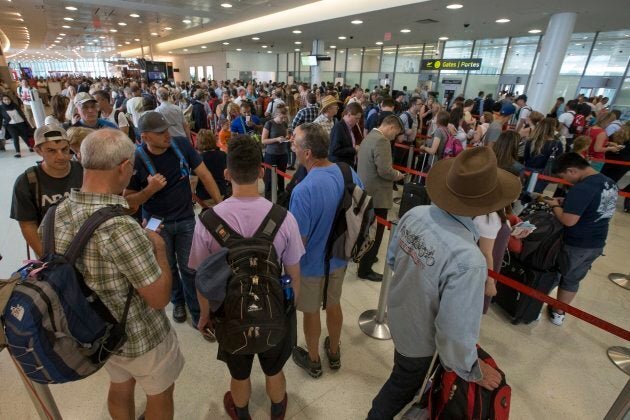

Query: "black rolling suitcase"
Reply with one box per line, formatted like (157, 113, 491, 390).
(494, 253, 557, 324)
(398, 182, 431, 218)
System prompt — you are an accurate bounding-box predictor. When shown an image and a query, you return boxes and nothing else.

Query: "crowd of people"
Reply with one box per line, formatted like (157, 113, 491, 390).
(3, 73, 629, 420)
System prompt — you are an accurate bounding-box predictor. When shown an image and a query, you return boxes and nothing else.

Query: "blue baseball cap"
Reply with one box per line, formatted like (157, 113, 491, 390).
(500, 103, 516, 116)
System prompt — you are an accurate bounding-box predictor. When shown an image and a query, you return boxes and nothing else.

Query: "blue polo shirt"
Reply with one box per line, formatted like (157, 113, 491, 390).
(230, 115, 261, 135)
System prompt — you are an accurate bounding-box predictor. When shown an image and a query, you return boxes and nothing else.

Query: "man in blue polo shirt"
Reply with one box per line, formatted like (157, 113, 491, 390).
(124, 111, 223, 336)
(69, 92, 119, 130)
(230, 102, 262, 135)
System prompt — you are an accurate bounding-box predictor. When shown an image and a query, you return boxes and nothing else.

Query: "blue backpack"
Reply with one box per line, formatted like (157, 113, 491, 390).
(1, 203, 133, 384)
(135, 138, 190, 179)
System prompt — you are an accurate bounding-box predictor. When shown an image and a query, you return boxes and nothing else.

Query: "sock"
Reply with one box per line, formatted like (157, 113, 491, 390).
(235, 404, 250, 420)
(271, 399, 285, 417)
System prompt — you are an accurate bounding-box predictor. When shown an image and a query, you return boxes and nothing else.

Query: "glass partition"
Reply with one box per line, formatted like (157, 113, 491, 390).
(441, 40, 473, 74)
(346, 48, 363, 87)
(362, 47, 381, 88)
(503, 36, 539, 74)
(584, 31, 630, 76)
(559, 33, 595, 75)
(394, 44, 422, 90)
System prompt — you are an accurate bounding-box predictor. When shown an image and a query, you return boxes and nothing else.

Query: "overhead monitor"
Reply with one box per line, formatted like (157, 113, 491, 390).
(301, 55, 318, 66)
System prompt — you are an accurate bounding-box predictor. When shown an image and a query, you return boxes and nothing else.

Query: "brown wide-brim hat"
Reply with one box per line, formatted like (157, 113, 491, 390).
(426, 147, 522, 217)
(320, 95, 341, 113)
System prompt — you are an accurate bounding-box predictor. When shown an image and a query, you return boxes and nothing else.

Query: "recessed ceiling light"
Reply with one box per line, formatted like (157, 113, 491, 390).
(222, 42, 229, 45)
(446, 3, 463, 9)
(252, 37, 260, 40)
(294, 48, 300, 51)
(62, 25, 71, 29)
(65, 6, 77, 11)
(330, 45, 336, 48)
(110, 29, 117, 33)
(401, 29, 411, 33)
(183, 48, 188, 51)
(151, 32, 158, 36)
(201, 45, 207, 48)
(63, 17, 74, 21)
(59, 33, 66, 36)
(168, 51, 173, 53)
(262, 45, 267, 48)
(118, 22, 127, 26)
(267, 50, 272, 53)
(125, 41, 130, 44)
(220, 2, 232, 7)
(339, 50, 344, 53)
(351, 20, 363, 25)
(292, 30, 302, 34)
(134, 38, 140, 41)
(117, 44, 122, 46)
(130, 13, 140, 18)
(56, 37, 63, 40)
(54, 40, 60, 43)
(528, 29, 542, 34)
(99, 36, 106, 39)
(338, 36, 346, 40)
(375, 41, 383, 45)
(182, 19, 192, 24)
(164, 27, 172, 30)
(439, 36, 449, 40)
(87, 42, 93, 45)
(294, 41, 301, 45)
(495, 18, 510, 23)
(236, 48, 242, 51)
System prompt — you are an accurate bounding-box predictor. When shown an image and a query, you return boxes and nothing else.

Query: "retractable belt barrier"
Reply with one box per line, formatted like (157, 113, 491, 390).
(259, 160, 629, 343)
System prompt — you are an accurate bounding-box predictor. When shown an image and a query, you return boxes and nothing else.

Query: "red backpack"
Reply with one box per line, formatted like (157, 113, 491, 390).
(569, 113, 586, 135)
(428, 346, 512, 420)
(442, 127, 464, 159)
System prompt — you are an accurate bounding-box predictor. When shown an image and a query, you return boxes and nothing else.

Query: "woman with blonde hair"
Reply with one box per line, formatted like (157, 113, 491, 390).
(524, 117, 564, 192)
(587, 112, 623, 171)
(519, 110, 544, 139)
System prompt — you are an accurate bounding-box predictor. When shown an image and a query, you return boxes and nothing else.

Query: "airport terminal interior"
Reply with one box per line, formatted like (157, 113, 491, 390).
(0, 0, 629, 419)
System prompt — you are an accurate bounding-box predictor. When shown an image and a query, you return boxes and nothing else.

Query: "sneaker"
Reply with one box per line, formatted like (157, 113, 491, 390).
(172, 303, 187, 323)
(223, 391, 251, 420)
(547, 306, 565, 326)
(201, 326, 216, 342)
(14, 153, 21, 158)
(292, 346, 322, 378)
(270, 393, 288, 420)
(324, 336, 341, 370)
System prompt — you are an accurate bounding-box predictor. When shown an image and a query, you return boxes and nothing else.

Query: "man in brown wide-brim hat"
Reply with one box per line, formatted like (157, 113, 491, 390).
(368, 147, 521, 419)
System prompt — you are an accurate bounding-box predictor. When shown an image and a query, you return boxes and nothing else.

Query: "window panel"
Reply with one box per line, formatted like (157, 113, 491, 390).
(470, 38, 508, 75)
(559, 33, 595, 75)
(584, 31, 630, 76)
(441, 40, 473, 74)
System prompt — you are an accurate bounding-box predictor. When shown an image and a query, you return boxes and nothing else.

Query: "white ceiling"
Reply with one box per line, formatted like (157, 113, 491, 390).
(2, 0, 629, 62)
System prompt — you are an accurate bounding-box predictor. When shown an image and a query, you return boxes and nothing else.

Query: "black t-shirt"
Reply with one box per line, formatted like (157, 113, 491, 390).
(128, 136, 203, 222)
(366, 110, 394, 132)
(196, 149, 227, 199)
(10, 161, 84, 224)
(563, 173, 618, 248)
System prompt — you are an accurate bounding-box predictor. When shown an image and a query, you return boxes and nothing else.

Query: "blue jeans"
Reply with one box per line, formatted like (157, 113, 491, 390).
(160, 217, 200, 324)
(368, 350, 433, 420)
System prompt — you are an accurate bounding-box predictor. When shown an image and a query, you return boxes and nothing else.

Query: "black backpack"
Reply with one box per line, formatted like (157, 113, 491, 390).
(199, 205, 288, 355)
(515, 209, 564, 271)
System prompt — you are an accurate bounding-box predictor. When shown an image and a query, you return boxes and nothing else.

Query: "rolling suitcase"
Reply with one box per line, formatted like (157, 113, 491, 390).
(398, 182, 431, 218)
(494, 253, 557, 324)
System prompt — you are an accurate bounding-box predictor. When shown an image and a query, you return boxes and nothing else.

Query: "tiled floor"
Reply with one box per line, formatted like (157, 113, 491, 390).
(0, 147, 628, 419)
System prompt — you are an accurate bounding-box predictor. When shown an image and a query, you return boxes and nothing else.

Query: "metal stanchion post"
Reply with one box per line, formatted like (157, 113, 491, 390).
(358, 220, 398, 340)
(526, 171, 538, 193)
(271, 165, 278, 204)
(603, 379, 629, 420)
(607, 346, 630, 376)
(608, 273, 630, 290)
(406, 145, 415, 171)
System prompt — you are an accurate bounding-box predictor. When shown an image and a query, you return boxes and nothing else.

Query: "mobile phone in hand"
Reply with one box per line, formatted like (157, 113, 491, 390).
(145, 217, 163, 232)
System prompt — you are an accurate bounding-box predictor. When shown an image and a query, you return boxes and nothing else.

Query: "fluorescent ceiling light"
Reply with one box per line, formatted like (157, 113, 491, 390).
(252, 37, 260, 40)
(59, 33, 66, 36)
(201, 45, 207, 48)
(99, 36, 106, 39)
(65, 6, 77, 11)
(62, 25, 71, 28)
(528, 29, 542, 34)
(134, 38, 140, 41)
(165, 27, 172, 30)
(151, 32, 158, 36)
(261, 45, 267, 48)
(130, 13, 140, 18)
(118, 22, 127, 26)
(292, 30, 302, 34)
(351, 20, 363, 24)
(495, 18, 510, 23)
(125, 41, 130, 44)
(294, 41, 301, 45)
(110, 29, 118, 33)
(220, 3, 232, 7)
(182, 19, 192, 24)
(338, 36, 346, 40)
(446, 4, 463, 9)
(401, 29, 411, 33)
(294, 48, 300, 51)
(267, 51, 272, 53)
(330, 45, 336, 48)
(183, 48, 188, 51)
(222, 41, 229, 45)
(375, 41, 383, 45)
(63, 17, 74, 21)
(236, 48, 242, 51)
(439, 36, 449, 40)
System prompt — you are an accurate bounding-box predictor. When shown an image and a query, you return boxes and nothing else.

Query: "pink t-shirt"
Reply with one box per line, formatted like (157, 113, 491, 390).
(188, 196, 305, 270)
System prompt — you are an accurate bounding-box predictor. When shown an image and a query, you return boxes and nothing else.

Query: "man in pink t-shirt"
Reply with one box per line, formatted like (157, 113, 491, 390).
(189, 135, 304, 420)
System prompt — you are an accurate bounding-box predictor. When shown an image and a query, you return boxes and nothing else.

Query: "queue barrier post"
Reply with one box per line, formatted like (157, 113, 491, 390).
(358, 220, 397, 340)
(608, 273, 630, 291)
(607, 347, 630, 376)
(604, 379, 630, 420)
(405, 144, 415, 172)
(271, 165, 278, 204)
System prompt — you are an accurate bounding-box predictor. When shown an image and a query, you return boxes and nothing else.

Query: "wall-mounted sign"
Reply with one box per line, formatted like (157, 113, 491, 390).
(421, 58, 482, 71)
(442, 79, 463, 85)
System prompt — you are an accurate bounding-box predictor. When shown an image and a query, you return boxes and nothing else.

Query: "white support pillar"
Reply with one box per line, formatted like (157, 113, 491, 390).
(311, 39, 325, 87)
(527, 12, 577, 112)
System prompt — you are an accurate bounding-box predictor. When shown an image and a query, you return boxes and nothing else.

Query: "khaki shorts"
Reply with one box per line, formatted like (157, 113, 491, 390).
(105, 328, 184, 396)
(297, 267, 347, 313)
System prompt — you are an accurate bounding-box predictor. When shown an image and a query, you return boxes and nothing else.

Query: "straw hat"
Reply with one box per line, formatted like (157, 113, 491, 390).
(320, 95, 341, 113)
(425, 147, 521, 217)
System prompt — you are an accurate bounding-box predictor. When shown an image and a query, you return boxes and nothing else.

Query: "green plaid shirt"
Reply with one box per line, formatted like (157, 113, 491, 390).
(40, 189, 171, 358)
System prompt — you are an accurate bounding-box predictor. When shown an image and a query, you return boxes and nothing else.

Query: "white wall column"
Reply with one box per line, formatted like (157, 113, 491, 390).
(527, 12, 577, 112)
(311, 39, 325, 87)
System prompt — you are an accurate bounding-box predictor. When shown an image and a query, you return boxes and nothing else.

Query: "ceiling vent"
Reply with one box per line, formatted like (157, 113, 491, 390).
(416, 19, 439, 24)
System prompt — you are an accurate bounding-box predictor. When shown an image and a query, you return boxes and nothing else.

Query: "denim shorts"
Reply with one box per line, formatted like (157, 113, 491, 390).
(558, 245, 603, 292)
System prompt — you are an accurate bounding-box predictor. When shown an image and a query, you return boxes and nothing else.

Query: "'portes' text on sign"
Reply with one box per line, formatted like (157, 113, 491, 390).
(421, 59, 482, 71)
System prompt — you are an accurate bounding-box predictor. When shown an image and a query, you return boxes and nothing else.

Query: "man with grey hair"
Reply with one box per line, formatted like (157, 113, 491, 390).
(45, 128, 184, 419)
(289, 123, 363, 378)
(155, 87, 191, 140)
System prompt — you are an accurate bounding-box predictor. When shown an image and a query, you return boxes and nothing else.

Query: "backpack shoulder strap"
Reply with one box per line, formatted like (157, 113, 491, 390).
(41, 201, 59, 256)
(135, 145, 157, 176)
(25, 166, 41, 216)
(64, 206, 126, 264)
(336, 162, 353, 187)
(199, 207, 243, 248)
(253, 204, 287, 242)
(169, 138, 190, 170)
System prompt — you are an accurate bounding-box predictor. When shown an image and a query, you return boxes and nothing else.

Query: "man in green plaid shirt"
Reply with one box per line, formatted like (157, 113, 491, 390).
(41, 129, 184, 419)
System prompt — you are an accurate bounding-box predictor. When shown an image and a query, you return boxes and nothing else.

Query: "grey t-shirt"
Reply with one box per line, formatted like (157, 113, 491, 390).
(484, 121, 503, 145)
(10, 161, 84, 224)
(264, 120, 289, 155)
